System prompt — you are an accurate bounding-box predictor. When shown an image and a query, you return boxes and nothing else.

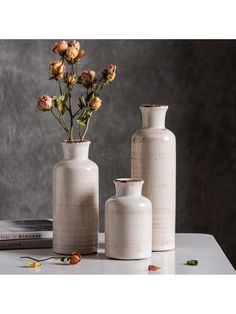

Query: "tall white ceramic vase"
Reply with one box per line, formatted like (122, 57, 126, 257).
(53, 141, 99, 255)
(131, 105, 176, 251)
(105, 178, 152, 260)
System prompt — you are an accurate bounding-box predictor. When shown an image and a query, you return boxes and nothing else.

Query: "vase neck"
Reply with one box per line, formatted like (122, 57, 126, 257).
(61, 141, 90, 160)
(114, 179, 143, 197)
(140, 105, 168, 129)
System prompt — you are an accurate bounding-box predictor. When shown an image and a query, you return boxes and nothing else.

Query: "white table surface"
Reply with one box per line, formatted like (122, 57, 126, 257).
(0, 233, 234, 274)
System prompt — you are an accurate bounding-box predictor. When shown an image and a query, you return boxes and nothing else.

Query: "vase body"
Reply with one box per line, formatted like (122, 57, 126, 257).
(131, 105, 176, 251)
(105, 179, 152, 260)
(53, 141, 99, 254)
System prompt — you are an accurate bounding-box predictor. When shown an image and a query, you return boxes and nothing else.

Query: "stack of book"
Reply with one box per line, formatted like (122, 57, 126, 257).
(0, 219, 53, 249)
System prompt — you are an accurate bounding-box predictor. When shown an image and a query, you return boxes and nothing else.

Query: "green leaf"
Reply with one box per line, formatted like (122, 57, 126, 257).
(76, 111, 91, 126)
(53, 96, 66, 115)
(78, 95, 86, 109)
(185, 260, 198, 266)
(64, 91, 71, 102)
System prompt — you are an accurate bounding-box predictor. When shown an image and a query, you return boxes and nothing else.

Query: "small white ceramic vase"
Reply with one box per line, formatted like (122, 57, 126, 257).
(131, 105, 176, 251)
(105, 178, 152, 260)
(53, 141, 99, 255)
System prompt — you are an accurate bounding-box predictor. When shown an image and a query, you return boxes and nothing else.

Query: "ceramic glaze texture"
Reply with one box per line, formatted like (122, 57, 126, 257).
(105, 179, 152, 260)
(131, 105, 176, 251)
(53, 141, 99, 254)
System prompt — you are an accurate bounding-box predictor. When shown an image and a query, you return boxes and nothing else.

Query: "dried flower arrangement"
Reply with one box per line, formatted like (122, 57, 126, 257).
(37, 40, 117, 142)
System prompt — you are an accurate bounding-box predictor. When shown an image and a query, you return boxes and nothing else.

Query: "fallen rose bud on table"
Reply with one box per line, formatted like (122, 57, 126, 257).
(148, 264, 161, 271)
(28, 261, 41, 268)
(20, 252, 82, 266)
(67, 252, 81, 265)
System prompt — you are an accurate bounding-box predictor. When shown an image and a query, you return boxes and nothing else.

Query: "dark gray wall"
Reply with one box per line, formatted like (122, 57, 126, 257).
(0, 40, 235, 268)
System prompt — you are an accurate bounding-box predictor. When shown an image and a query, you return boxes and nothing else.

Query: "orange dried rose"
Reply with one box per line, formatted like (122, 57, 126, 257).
(148, 264, 160, 271)
(67, 253, 81, 265)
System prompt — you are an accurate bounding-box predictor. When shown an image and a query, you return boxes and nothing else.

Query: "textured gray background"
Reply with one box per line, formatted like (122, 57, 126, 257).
(0, 40, 235, 268)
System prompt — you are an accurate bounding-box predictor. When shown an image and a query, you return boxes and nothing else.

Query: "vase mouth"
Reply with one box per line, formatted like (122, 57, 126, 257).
(140, 104, 168, 108)
(62, 140, 91, 144)
(114, 178, 144, 183)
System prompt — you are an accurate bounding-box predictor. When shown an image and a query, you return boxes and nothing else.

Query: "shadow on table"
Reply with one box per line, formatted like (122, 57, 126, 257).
(84, 252, 108, 261)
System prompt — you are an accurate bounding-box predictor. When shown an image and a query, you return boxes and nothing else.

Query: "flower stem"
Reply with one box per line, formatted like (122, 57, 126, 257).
(72, 109, 82, 119)
(51, 110, 70, 140)
(68, 94, 73, 141)
(58, 81, 63, 95)
(81, 114, 92, 141)
(20, 256, 67, 262)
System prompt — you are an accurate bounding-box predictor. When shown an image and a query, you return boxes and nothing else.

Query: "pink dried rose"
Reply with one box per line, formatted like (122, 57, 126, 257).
(78, 70, 96, 88)
(148, 264, 161, 271)
(37, 95, 53, 111)
(102, 64, 117, 84)
(68, 40, 80, 50)
(108, 64, 116, 76)
(49, 60, 66, 80)
(52, 40, 68, 56)
(88, 95, 102, 111)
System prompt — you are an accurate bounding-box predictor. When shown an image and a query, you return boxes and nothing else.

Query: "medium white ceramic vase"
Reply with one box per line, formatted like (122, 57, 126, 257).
(105, 178, 152, 260)
(131, 105, 176, 251)
(53, 141, 99, 255)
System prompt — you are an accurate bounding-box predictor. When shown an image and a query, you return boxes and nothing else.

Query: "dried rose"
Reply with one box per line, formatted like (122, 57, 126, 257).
(65, 46, 79, 63)
(75, 49, 85, 62)
(78, 70, 96, 88)
(102, 64, 117, 84)
(28, 261, 41, 268)
(72, 252, 82, 259)
(37, 95, 53, 111)
(88, 95, 102, 111)
(108, 64, 116, 78)
(65, 74, 77, 86)
(52, 40, 68, 56)
(67, 253, 81, 265)
(68, 40, 80, 50)
(148, 264, 160, 271)
(49, 60, 66, 80)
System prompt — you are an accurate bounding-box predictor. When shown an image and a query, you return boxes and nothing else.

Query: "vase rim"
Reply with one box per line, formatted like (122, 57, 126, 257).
(114, 178, 144, 183)
(62, 140, 91, 144)
(140, 104, 168, 108)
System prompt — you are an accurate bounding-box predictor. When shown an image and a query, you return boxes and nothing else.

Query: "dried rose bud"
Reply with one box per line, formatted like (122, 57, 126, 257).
(28, 261, 41, 268)
(65, 46, 79, 63)
(148, 264, 160, 271)
(72, 252, 82, 259)
(49, 60, 66, 80)
(65, 74, 77, 86)
(75, 49, 85, 62)
(37, 95, 53, 111)
(67, 254, 81, 265)
(68, 40, 80, 50)
(78, 70, 96, 88)
(108, 64, 116, 77)
(102, 64, 117, 84)
(88, 96, 102, 111)
(52, 40, 68, 56)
